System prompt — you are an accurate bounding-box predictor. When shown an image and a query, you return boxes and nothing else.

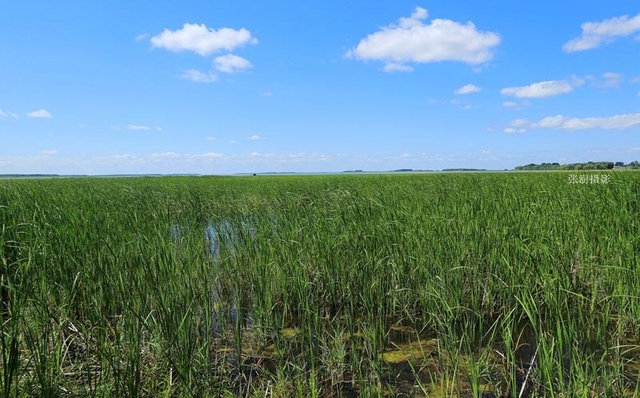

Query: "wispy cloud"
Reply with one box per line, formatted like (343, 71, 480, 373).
(248, 134, 262, 141)
(346, 7, 500, 71)
(27, 109, 52, 118)
(587, 72, 623, 88)
(150, 23, 257, 56)
(383, 63, 414, 73)
(503, 127, 526, 134)
(135, 33, 149, 42)
(501, 78, 583, 98)
(0, 109, 19, 119)
(206, 136, 216, 141)
(454, 84, 481, 94)
(508, 112, 640, 132)
(180, 69, 218, 83)
(40, 150, 58, 155)
(127, 124, 152, 131)
(214, 54, 252, 73)
(563, 13, 640, 52)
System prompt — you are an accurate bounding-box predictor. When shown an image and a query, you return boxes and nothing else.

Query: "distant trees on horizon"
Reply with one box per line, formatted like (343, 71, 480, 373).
(515, 161, 640, 171)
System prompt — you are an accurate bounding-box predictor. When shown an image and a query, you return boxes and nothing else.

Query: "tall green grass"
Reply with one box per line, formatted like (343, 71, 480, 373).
(0, 172, 638, 397)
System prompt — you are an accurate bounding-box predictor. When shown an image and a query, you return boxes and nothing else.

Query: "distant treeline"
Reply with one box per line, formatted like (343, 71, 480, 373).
(515, 161, 640, 171)
(0, 174, 60, 178)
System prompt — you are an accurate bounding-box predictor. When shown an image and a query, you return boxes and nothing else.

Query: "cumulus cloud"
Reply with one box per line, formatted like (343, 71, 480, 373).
(27, 109, 52, 118)
(454, 84, 481, 94)
(346, 6, 500, 71)
(150, 23, 257, 56)
(248, 134, 262, 141)
(180, 69, 218, 83)
(501, 79, 582, 98)
(127, 125, 152, 131)
(214, 54, 252, 73)
(510, 113, 640, 132)
(563, 13, 640, 52)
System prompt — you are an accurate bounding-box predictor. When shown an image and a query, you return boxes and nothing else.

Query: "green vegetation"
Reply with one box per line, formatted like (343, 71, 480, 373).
(515, 161, 640, 171)
(0, 173, 639, 397)
(515, 161, 617, 171)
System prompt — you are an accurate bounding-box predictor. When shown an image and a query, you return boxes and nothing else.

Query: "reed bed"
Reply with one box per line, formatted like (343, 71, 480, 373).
(0, 172, 638, 397)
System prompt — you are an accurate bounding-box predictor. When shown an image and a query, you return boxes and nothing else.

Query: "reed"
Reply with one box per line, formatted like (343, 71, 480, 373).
(0, 172, 638, 396)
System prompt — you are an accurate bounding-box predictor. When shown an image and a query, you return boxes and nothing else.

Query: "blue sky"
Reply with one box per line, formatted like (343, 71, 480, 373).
(1, 1, 639, 174)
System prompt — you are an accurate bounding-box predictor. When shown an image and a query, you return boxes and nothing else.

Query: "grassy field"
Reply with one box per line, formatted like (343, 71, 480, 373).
(0, 172, 638, 397)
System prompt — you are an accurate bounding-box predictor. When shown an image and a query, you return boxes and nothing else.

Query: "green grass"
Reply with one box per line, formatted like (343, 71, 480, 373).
(0, 172, 638, 397)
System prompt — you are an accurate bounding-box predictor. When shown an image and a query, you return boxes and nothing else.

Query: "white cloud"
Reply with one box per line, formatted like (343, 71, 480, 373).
(214, 54, 252, 73)
(127, 124, 152, 131)
(193, 152, 225, 160)
(531, 115, 567, 129)
(399, 7, 429, 28)
(135, 33, 149, 42)
(150, 23, 257, 56)
(40, 150, 58, 155)
(206, 136, 216, 141)
(590, 72, 623, 88)
(502, 101, 518, 108)
(510, 119, 529, 127)
(383, 63, 414, 72)
(346, 7, 500, 71)
(248, 134, 262, 141)
(150, 152, 180, 160)
(501, 79, 581, 98)
(454, 84, 481, 94)
(155, 126, 163, 132)
(563, 13, 640, 52)
(180, 69, 218, 83)
(0, 109, 16, 119)
(27, 109, 52, 118)
(513, 112, 640, 131)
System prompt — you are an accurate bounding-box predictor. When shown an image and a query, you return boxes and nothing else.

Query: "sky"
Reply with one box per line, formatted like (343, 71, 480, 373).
(1, 1, 640, 175)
